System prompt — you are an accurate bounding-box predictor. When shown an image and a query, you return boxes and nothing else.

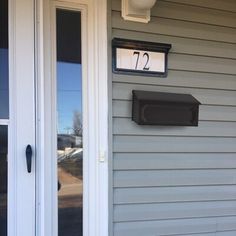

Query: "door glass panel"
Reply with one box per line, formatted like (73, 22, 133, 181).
(0, 0, 8, 235)
(0, 0, 9, 119)
(0, 125, 8, 236)
(56, 9, 83, 236)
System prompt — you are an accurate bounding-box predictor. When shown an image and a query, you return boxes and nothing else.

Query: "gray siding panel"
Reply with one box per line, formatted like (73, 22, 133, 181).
(114, 136, 236, 153)
(114, 186, 236, 204)
(111, 0, 236, 235)
(113, 83, 236, 106)
(114, 201, 236, 222)
(168, 54, 236, 74)
(113, 118, 236, 137)
(112, 12, 236, 43)
(158, 0, 236, 13)
(114, 217, 236, 236)
(112, 0, 236, 28)
(175, 232, 236, 236)
(113, 101, 236, 121)
(113, 72, 236, 90)
(113, 30, 236, 60)
(114, 170, 236, 187)
(113, 153, 236, 170)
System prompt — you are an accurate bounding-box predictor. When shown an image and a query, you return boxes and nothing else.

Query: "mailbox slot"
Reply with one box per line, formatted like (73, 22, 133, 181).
(132, 90, 201, 126)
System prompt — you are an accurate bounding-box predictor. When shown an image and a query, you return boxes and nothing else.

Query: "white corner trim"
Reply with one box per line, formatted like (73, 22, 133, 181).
(93, 0, 109, 235)
(122, 0, 157, 23)
(85, 0, 109, 235)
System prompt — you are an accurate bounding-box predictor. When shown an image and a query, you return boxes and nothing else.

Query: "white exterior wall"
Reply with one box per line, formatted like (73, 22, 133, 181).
(110, 0, 236, 235)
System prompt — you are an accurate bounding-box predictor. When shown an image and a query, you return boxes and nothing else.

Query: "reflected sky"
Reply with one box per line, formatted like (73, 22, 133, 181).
(0, 48, 9, 119)
(57, 62, 82, 134)
(57, 46, 83, 236)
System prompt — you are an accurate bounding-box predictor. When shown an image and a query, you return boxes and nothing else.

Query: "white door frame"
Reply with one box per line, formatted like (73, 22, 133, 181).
(36, 0, 109, 236)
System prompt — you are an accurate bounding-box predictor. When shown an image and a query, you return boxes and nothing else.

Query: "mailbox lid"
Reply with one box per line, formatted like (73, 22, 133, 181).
(132, 90, 201, 105)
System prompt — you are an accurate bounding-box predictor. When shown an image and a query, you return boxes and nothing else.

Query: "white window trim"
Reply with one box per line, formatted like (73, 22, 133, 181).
(36, 0, 108, 236)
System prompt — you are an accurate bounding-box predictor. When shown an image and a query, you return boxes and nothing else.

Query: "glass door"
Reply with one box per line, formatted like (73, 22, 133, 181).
(41, 1, 109, 235)
(0, 0, 9, 234)
(56, 9, 83, 236)
(0, 126, 8, 236)
(0, 125, 8, 236)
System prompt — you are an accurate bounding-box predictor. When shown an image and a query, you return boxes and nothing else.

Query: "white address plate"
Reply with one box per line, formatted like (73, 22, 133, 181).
(116, 48, 165, 73)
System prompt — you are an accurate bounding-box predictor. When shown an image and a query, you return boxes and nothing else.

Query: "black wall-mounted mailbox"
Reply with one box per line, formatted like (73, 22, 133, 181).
(132, 90, 201, 126)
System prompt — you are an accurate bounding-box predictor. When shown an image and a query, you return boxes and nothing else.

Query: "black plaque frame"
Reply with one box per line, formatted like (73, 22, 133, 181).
(112, 38, 172, 77)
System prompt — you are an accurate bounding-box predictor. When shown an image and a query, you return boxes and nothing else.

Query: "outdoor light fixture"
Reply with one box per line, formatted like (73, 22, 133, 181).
(122, 0, 157, 23)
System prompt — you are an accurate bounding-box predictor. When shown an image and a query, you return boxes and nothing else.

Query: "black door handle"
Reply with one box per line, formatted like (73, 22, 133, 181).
(26, 145, 33, 173)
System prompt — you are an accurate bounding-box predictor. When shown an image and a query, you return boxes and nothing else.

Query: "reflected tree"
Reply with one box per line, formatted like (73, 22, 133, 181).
(72, 110, 82, 137)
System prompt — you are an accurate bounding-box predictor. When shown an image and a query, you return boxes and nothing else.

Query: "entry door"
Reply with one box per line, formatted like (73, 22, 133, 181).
(0, 0, 36, 236)
(39, 0, 109, 234)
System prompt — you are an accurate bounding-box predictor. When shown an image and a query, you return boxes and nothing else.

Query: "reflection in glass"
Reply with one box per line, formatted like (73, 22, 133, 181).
(57, 10, 83, 236)
(0, 126, 8, 236)
(0, 0, 9, 119)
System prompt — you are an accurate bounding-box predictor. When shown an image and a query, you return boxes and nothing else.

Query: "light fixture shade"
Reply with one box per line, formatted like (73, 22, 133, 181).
(122, 0, 157, 23)
(130, 0, 156, 10)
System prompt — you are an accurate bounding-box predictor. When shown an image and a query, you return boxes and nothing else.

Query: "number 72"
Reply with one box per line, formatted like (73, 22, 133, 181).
(133, 51, 150, 71)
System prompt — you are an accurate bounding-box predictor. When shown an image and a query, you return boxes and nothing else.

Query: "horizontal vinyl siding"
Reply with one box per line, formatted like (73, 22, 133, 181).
(111, 0, 236, 235)
(112, 1, 236, 27)
(112, 11, 236, 43)
(113, 119, 236, 137)
(114, 169, 236, 187)
(158, 0, 236, 13)
(114, 216, 236, 236)
(114, 201, 236, 222)
(114, 186, 236, 204)
(113, 101, 236, 122)
(112, 72, 236, 91)
(114, 153, 236, 170)
(113, 30, 236, 60)
(114, 136, 236, 152)
(113, 83, 236, 105)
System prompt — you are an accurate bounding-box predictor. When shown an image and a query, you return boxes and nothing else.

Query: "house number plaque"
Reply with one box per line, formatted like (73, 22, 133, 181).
(112, 38, 171, 77)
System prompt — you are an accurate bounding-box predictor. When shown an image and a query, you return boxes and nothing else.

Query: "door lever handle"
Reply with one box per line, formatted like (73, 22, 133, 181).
(26, 145, 33, 173)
